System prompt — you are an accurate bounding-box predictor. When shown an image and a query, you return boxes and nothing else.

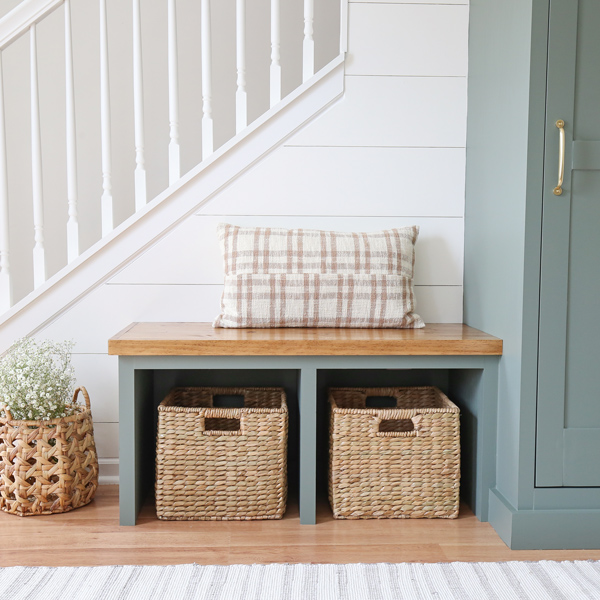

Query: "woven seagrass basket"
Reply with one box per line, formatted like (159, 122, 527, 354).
(156, 386, 288, 520)
(329, 386, 460, 519)
(0, 387, 99, 516)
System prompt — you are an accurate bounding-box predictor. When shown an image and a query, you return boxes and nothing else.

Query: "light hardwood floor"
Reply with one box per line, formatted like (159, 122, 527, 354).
(2, 486, 600, 567)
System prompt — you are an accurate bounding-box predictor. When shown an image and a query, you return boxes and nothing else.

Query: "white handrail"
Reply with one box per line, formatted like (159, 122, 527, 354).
(0, 0, 63, 51)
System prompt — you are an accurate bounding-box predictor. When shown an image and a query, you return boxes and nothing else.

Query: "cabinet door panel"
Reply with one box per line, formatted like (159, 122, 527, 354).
(536, 0, 600, 487)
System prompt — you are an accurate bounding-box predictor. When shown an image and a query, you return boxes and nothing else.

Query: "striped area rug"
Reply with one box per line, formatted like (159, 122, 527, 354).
(1, 561, 599, 600)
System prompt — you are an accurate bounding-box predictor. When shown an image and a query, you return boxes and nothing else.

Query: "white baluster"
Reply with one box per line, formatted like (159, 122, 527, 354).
(201, 0, 213, 157)
(303, 0, 314, 82)
(133, 0, 146, 210)
(235, 0, 247, 133)
(64, 0, 79, 262)
(270, 0, 281, 107)
(0, 53, 11, 311)
(339, 0, 348, 54)
(30, 24, 45, 288)
(100, 0, 113, 236)
(168, 0, 180, 185)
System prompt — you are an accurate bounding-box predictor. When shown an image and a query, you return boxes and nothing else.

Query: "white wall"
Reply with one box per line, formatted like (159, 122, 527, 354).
(32, 0, 469, 481)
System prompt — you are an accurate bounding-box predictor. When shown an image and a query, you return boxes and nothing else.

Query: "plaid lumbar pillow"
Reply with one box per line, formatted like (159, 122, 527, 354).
(213, 223, 425, 329)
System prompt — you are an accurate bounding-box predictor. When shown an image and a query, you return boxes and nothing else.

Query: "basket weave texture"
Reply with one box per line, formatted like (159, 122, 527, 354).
(0, 387, 99, 516)
(156, 386, 288, 520)
(329, 386, 460, 520)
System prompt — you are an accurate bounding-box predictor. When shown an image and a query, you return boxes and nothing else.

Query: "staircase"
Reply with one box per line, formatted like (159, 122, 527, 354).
(0, 0, 346, 350)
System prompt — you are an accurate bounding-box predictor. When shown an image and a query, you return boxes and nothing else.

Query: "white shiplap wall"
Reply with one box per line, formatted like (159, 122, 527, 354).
(37, 0, 469, 480)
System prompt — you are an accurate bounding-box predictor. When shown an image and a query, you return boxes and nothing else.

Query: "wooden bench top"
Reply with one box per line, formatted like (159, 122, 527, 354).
(108, 322, 502, 356)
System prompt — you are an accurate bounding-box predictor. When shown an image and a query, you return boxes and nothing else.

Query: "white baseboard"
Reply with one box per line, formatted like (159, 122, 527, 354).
(99, 458, 119, 485)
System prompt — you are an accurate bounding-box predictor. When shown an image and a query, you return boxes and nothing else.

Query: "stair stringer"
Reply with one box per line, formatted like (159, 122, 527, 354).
(0, 57, 345, 351)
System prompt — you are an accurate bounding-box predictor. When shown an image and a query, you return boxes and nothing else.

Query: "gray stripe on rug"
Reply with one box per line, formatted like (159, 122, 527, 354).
(440, 562, 469, 599)
(146, 564, 175, 600)
(420, 562, 456, 598)
(471, 563, 501, 600)
(22, 567, 56, 600)
(305, 562, 318, 599)
(571, 561, 600, 599)
(498, 561, 530, 599)
(183, 562, 205, 599)
(549, 561, 596, 599)
(528, 562, 568, 600)
(8, 566, 45, 600)
(382, 564, 395, 599)
(336, 563, 348, 599)
(120, 565, 145, 600)
(238, 563, 255, 599)
(365, 563, 384, 600)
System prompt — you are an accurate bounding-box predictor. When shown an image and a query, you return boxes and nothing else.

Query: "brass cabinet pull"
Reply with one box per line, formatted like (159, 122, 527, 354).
(554, 119, 565, 196)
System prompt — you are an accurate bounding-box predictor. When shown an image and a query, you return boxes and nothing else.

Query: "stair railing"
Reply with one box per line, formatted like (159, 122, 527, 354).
(0, 0, 345, 312)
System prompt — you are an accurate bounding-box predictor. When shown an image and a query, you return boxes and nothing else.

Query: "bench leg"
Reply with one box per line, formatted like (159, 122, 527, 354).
(118, 357, 138, 526)
(478, 357, 499, 522)
(299, 365, 317, 525)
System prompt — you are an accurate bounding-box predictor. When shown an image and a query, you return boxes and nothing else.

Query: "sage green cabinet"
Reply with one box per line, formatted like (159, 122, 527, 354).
(464, 0, 600, 548)
(536, 0, 600, 487)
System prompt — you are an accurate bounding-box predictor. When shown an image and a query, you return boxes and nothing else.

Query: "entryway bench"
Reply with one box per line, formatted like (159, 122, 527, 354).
(108, 323, 502, 526)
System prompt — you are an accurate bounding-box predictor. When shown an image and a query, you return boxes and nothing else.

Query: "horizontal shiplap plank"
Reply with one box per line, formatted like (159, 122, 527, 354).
(39, 284, 224, 354)
(39, 283, 460, 353)
(70, 354, 119, 422)
(415, 285, 462, 323)
(93, 423, 119, 459)
(198, 146, 465, 217)
(111, 215, 464, 286)
(347, 4, 468, 76)
(289, 76, 467, 147)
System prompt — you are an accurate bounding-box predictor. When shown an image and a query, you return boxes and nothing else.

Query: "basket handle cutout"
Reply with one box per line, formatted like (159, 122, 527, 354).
(212, 394, 245, 409)
(203, 417, 241, 435)
(1, 405, 12, 420)
(376, 414, 422, 437)
(365, 396, 397, 409)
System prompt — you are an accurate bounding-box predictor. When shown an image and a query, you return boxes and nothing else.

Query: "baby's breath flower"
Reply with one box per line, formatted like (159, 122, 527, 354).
(0, 338, 76, 421)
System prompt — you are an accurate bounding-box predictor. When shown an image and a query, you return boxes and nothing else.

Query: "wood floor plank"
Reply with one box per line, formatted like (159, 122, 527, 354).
(1, 486, 600, 567)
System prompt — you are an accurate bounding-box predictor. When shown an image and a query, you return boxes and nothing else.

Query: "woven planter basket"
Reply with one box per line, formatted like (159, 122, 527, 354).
(156, 386, 288, 521)
(0, 387, 99, 517)
(329, 386, 460, 520)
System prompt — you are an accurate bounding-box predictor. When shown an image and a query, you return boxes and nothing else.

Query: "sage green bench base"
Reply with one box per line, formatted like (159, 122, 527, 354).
(117, 354, 500, 527)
